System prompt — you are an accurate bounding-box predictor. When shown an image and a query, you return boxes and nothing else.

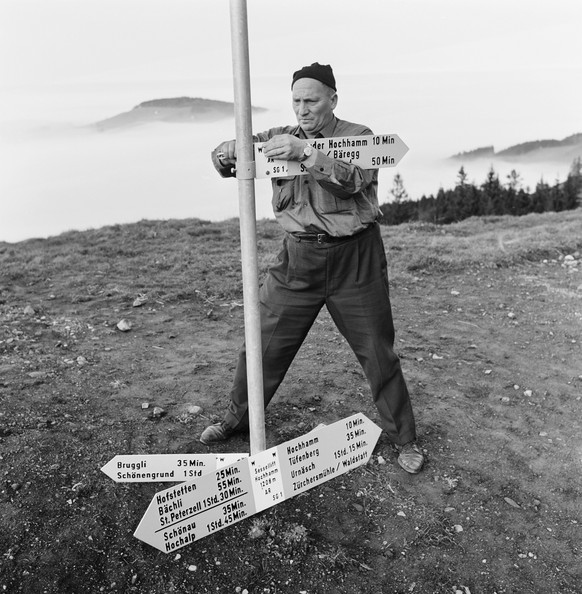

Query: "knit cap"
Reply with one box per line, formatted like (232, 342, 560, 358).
(291, 62, 336, 91)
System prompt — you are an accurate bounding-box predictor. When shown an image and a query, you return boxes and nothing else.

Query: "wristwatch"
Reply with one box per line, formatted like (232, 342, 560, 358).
(299, 144, 314, 162)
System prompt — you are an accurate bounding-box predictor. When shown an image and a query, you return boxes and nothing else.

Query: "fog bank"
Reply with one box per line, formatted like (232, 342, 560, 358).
(1, 71, 579, 243)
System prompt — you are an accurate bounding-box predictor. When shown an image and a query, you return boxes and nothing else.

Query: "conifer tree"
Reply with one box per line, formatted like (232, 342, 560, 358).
(563, 157, 582, 209)
(480, 167, 503, 215)
(391, 173, 409, 203)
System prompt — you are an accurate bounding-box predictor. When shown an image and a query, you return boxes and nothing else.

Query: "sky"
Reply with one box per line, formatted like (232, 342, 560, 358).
(1, 0, 581, 242)
(2, 0, 580, 89)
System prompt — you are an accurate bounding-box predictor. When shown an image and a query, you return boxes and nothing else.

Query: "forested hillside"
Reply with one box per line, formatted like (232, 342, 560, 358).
(380, 158, 582, 226)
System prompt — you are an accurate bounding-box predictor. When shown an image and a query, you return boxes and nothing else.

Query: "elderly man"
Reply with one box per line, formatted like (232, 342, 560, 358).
(201, 63, 424, 474)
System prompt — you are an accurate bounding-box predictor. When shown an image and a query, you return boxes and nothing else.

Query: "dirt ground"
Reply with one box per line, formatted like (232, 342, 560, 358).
(0, 215, 581, 594)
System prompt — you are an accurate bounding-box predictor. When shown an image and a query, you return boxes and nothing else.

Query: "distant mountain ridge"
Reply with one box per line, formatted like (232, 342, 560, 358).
(451, 133, 582, 161)
(94, 97, 266, 131)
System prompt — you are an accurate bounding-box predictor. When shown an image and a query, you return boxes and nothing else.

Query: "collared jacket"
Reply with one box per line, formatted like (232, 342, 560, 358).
(212, 116, 379, 236)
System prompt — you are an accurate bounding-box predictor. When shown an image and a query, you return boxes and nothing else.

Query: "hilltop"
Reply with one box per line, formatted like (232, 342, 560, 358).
(1, 211, 581, 593)
(451, 133, 582, 163)
(94, 97, 267, 131)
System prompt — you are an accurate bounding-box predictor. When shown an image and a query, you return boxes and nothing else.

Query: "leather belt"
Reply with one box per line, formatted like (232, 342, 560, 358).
(293, 232, 343, 243)
(292, 225, 371, 244)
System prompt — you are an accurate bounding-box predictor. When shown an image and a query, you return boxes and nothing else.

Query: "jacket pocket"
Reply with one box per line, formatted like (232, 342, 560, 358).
(316, 192, 355, 214)
(272, 177, 296, 212)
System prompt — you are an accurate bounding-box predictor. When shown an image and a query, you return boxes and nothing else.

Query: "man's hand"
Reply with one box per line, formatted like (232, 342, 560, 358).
(262, 134, 306, 161)
(216, 140, 237, 165)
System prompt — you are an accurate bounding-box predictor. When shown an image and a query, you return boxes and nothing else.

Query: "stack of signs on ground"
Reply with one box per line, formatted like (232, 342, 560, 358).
(134, 413, 382, 552)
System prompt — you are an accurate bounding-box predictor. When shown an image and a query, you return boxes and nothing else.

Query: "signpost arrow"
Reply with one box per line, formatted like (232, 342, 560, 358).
(134, 413, 382, 553)
(101, 453, 248, 483)
(254, 134, 409, 179)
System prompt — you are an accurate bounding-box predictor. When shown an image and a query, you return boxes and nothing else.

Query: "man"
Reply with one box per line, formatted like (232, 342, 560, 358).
(201, 63, 424, 474)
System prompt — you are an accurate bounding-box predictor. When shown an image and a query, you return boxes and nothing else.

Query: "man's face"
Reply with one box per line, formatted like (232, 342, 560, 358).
(292, 78, 337, 137)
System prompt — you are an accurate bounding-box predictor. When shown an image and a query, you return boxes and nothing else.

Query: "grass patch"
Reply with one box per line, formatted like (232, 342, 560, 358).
(382, 209, 582, 273)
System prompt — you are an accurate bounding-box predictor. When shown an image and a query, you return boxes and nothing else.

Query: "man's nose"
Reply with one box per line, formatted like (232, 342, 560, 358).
(298, 101, 309, 115)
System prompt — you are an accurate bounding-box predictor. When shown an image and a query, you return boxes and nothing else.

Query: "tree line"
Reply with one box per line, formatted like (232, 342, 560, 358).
(379, 157, 582, 226)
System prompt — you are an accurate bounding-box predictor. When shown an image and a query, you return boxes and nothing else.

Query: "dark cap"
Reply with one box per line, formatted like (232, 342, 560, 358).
(292, 62, 336, 91)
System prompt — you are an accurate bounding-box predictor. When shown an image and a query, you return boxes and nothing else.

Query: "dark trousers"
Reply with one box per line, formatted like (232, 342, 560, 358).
(224, 223, 417, 445)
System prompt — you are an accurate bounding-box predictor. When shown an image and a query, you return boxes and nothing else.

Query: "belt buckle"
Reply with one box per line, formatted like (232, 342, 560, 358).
(316, 233, 326, 244)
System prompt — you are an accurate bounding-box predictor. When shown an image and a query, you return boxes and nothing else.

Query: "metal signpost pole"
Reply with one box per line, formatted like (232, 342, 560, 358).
(229, 0, 266, 454)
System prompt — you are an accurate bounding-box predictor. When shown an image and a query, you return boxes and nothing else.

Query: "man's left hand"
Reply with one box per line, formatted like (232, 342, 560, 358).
(262, 134, 305, 161)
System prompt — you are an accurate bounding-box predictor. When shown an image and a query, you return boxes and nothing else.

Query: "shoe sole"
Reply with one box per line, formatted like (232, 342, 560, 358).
(398, 460, 423, 474)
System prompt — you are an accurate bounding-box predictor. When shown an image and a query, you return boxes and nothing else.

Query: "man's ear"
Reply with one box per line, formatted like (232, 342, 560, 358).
(331, 93, 338, 110)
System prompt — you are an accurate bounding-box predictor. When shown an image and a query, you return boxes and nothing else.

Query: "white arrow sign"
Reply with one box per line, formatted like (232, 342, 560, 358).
(134, 413, 382, 552)
(254, 134, 409, 179)
(101, 453, 248, 483)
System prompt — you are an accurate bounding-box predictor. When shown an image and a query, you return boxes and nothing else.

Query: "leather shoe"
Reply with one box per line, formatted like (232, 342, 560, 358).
(397, 442, 424, 474)
(200, 422, 235, 445)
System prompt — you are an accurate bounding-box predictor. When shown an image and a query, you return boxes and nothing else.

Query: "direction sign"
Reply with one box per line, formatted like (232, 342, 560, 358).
(254, 134, 409, 179)
(134, 413, 382, 552)
(101, 453, 248, 483)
